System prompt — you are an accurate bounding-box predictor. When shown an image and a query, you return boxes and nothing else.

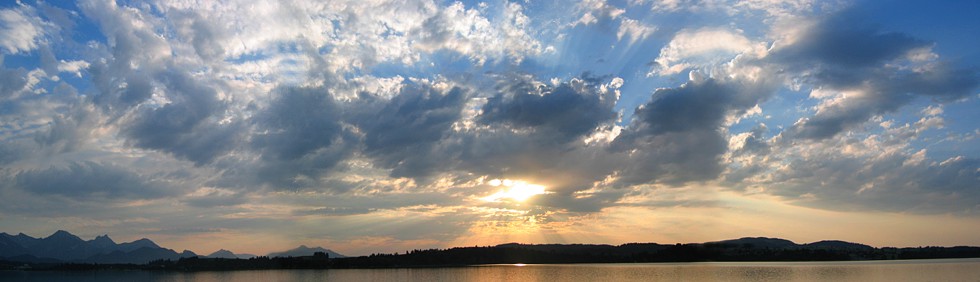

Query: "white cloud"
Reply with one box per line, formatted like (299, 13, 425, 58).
(413, 1, 541, 65)
(616, 18, 656, 46)
(156, 0, 541, 72)
(921, 105, 943, 117)
(0, 6, 46, 54)
(651, 27, 765, 75)
(577, 0, 625, 25)
(57, 60, 90, 77)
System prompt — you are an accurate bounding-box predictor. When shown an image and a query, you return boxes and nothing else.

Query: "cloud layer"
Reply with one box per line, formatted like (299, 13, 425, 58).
(0, 0, 978, 254)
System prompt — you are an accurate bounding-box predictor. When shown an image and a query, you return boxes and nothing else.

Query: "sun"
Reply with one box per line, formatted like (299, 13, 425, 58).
(482, 179, 550, 202)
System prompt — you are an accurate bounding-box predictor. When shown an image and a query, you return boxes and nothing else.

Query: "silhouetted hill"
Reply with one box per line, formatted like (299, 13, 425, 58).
(805, 240, 874, 250)
(269, 245, 347, 258)
(709, 237, 799, 249)
(331, 240, 980, 268)
(207, 249, 238, 259)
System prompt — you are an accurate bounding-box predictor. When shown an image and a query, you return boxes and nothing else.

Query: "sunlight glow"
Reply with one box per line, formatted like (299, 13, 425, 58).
(482, 179, 550, 202)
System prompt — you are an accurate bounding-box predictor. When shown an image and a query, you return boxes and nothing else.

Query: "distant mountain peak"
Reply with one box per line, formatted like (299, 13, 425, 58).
(45, 230, 83, 242)
(92, 234, 115, 243)
(89, 234, 117, 248)
(268, 245, 346, 258)
(132, 238, 159, 246)
(207, 249, 238, 259)
(49, 230, 76, 237)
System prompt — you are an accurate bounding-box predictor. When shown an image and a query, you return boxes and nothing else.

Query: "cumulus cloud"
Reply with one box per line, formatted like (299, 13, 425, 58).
(121, 70, 242, 165)
(413, 1, 541, 64)
(356, 85, 467, 179)
(479, 76, 618, 142)
(612, 75, 776, 185)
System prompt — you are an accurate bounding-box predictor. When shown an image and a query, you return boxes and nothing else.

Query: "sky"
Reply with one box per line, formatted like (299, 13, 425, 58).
(0, 0, 978, 256)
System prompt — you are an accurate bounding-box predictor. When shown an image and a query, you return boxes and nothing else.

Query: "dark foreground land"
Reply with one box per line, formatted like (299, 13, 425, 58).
(4, 237, 980, 271)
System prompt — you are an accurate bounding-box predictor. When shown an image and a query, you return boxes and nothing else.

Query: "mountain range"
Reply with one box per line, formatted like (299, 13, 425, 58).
(0, 230, 346, 264)
(0, 230, 194, 264)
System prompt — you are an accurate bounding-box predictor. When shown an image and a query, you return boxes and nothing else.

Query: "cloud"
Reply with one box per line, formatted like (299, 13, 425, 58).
(0, 56, 29, 99)
(652, 27, 765, 75)
(32, 103, 99, 154)
(57, 60, 90, 77)
(356, 84, 468, 179)
(121, 70, 241, 165)
(182, 187, 247, 208)
(617, 18, 656, 46)
(293, 207, 376, 216)
(575, 0, 625, 26)
(227, 85, 356, 190)
(761, 148, 980, 213)
(2, 0, 980, 254)
(412, 1, 541, 64)
(0, 6, 46, 54)
(612, 76, 776, 185)
(769, 13, 980, 140)
(11, 162, 178, 200)
(172, 10, 225, 61)
(479, 75, 618, 142)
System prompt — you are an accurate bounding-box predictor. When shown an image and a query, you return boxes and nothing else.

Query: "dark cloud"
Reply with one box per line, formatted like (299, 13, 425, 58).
(91, 68, 154, 111)
(0, 139, 32, 165)
(612, 78, 773, 186)
(240, 85, 355, 189)
(770, 12, 980, 140)
(479, 76, 618, 142)
(764, 152, 980, 214)
(12, 162, 178, 200)
(770, 14, 928, 71)
(121, 70, 241, 165)
(0, 57, 28, 100)
(357, 85, 467, 179)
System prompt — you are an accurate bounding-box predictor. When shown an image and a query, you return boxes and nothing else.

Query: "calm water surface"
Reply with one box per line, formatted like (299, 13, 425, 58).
(3, 258, 979, 281)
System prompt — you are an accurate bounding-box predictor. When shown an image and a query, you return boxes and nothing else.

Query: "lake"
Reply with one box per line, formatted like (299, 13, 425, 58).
(3, 258, 980, 281)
